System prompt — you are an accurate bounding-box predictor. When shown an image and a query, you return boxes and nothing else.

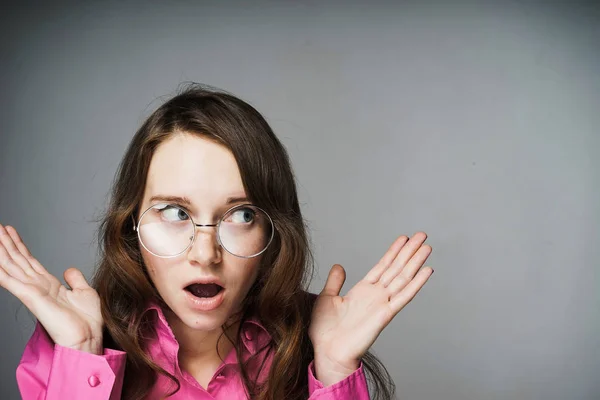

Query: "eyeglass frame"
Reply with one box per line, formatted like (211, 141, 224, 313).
(132, 202, 275, 259)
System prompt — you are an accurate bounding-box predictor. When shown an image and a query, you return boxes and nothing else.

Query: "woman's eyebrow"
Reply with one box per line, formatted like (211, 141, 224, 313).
(149, 195, 193, 207)
(148, 195, 249, 206)
(225, 196, 249, 205)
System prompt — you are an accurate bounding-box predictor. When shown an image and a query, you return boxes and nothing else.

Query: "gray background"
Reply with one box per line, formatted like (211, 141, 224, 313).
(1, 1, 598, 399)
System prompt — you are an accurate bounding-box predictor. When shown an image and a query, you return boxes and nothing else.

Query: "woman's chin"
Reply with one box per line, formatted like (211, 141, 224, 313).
(184, 314, 227, 331)
(176, 303, 231, 331)
(163, 290, 242, 331)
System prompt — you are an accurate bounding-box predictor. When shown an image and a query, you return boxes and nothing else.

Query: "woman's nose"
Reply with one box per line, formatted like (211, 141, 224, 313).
(187, 226, 222, 266)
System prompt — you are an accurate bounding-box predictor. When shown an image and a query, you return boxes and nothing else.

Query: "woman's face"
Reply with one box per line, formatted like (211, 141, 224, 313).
(138, 133, 262, 331)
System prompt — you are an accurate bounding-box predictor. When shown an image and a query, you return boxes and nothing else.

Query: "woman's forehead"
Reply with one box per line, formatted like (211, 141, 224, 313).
(144, 134, 246, 206)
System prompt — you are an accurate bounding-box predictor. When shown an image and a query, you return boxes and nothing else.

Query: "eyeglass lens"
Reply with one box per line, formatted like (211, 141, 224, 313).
(137, 204, 273, 258)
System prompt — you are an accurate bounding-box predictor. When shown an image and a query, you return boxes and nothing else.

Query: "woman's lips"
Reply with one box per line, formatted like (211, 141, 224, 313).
(182, 277, 225, 289)
(184, 287, 225, 311)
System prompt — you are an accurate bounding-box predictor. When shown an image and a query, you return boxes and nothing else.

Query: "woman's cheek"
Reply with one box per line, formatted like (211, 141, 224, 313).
(141, 255, 167, 290)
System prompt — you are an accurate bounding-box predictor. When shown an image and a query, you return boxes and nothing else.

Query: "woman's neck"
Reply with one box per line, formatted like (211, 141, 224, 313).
(165, 311, 240, 366)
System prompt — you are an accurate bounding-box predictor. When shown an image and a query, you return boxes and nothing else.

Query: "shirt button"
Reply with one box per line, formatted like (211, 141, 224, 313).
(88, 375, 101, 387)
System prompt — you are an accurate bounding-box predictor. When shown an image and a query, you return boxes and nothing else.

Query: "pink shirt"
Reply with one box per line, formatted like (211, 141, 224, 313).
(16, 302, 370, 399)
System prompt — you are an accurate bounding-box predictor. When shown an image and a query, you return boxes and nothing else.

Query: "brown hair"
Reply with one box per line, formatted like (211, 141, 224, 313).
(92, 83, 396, 399)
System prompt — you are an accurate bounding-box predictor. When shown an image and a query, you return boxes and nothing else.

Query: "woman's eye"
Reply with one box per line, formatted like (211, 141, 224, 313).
(227, 209, 255, 224)
(160, 205, 189, 222)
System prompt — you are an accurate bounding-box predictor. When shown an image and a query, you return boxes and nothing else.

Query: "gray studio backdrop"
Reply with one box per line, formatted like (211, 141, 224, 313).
(1, 1, 598, 399)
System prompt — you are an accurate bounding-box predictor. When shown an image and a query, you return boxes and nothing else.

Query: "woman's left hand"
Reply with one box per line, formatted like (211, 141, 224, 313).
(309, 232, 434, 383)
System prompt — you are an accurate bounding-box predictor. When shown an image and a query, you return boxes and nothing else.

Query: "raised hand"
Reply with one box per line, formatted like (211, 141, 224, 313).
(309, 232, 434, 385)
(0, 224, 103, 354)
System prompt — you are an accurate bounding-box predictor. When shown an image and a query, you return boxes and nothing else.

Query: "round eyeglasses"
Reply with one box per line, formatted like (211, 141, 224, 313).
(134, 203, 274, 258)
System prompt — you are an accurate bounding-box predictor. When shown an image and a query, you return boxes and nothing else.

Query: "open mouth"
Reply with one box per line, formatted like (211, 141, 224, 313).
(184, 283, 224, 299)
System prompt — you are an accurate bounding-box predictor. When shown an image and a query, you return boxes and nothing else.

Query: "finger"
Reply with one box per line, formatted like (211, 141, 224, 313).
(389, 267, 434, 312)
(64, 267, 91, 291)
(364, 235, 410, 284)
(320, 264, 346, 297)
(0, 260, 29, 298)
(385, 245, 432, 294)
(379, 232, 428, 286)
(4, 225, 46, 274)
(381, 243, 432, 288)
(0, 225, 36, 277)
(0, 236, 29, 282)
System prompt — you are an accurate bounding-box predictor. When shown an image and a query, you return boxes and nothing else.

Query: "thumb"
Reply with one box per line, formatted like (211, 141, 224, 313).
(320, 264, 346, 297)
(64, 267, 91, 291)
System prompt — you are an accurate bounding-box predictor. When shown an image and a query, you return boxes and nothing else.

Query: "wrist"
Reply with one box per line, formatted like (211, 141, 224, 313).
(313, 354, 360, 386)
(67, 336, 103, 355)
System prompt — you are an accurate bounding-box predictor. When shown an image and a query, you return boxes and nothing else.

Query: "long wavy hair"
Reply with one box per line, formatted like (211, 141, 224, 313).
(92, 83, 396, 399)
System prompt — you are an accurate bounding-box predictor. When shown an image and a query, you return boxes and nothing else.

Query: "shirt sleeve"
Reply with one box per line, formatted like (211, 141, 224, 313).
(16, 322, 127, 400)
(307, 360, 370, 399)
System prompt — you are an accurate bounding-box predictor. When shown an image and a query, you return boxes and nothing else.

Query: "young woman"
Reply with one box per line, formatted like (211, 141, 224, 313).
(0, 84, 434, 399)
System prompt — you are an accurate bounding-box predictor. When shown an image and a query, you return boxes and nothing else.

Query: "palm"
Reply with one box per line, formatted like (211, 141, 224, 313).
(0, 225, 103, 350)
(23, 271, 102, 348)
(310, 279, 395, 362)
(309, 232, 434, 366)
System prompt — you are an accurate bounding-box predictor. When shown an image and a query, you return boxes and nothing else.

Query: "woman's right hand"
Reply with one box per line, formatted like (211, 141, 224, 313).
(0, 224, 104, 354)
